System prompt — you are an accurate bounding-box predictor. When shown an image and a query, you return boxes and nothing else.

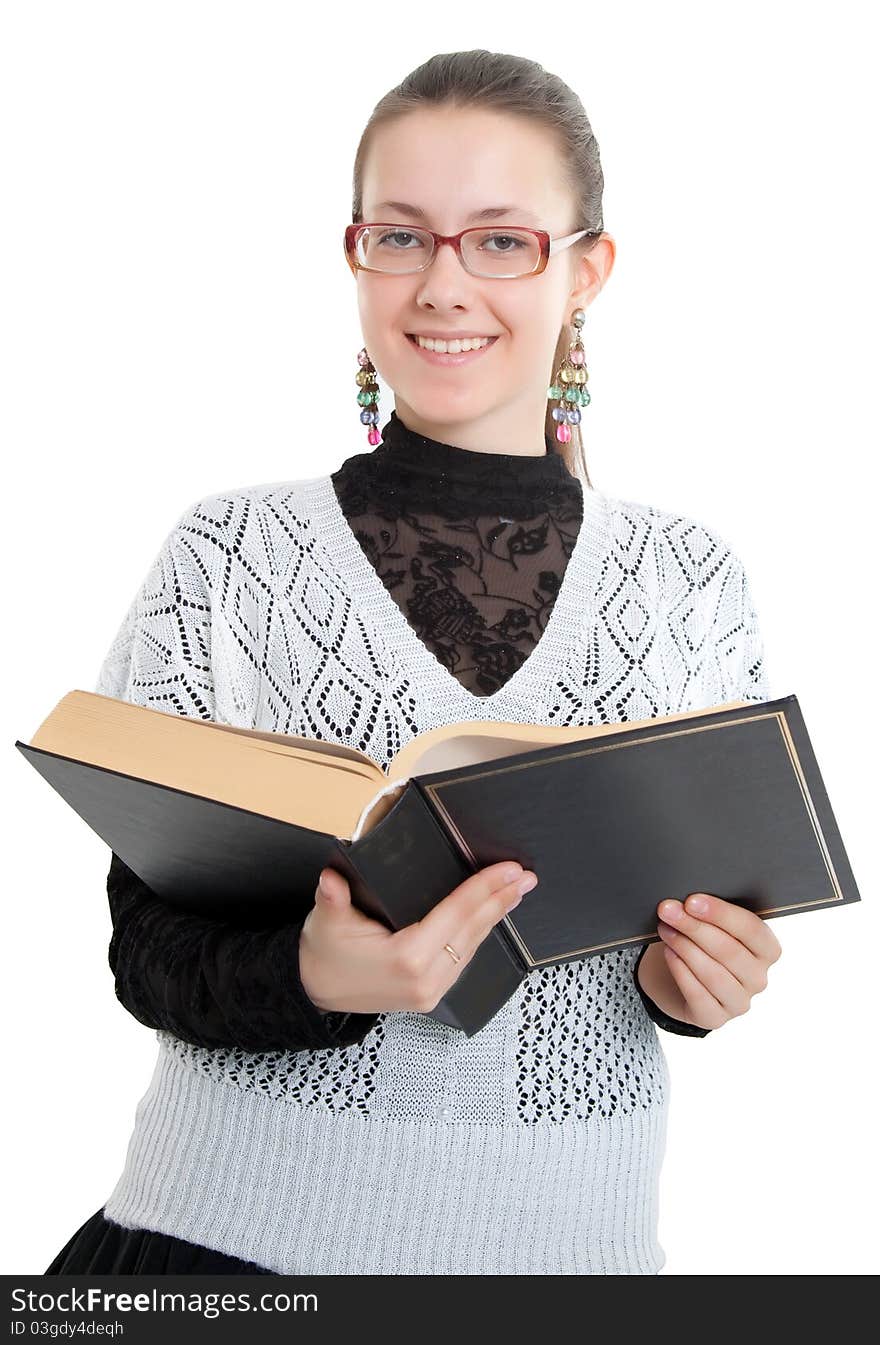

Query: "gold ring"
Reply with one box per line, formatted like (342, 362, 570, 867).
(444, 943, 461, 963)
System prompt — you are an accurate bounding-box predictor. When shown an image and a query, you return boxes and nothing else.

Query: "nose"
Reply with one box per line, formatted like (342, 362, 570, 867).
(416, 238, 473, 303)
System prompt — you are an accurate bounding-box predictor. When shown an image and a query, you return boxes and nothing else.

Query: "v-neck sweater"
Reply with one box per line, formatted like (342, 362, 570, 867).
(93, 435, 770, 1276)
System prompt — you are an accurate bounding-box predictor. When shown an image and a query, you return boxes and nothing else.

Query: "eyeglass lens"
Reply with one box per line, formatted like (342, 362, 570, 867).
(355, 226, 542, 278)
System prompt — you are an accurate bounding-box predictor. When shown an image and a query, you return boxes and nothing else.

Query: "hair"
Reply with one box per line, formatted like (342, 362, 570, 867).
(351, 49, 606, 487)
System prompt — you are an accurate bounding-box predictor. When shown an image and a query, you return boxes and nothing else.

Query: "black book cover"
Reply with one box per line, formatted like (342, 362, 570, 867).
(15, 692, 862, 1036)
(327, 693, 862, 1033)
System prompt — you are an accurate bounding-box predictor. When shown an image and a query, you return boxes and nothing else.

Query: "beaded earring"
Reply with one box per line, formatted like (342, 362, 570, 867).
(355, 347, 382, 446)
(547, 308, 590, 444)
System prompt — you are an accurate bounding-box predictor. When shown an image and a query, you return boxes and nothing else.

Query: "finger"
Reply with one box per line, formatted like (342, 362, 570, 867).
(450, 867, 539, 964)
(657, 926, 752, 1016)
(411, 864, 538, 1002)
(662, 945, 730, 1030)
(658, 896, 778, 988)
(316, 867, 394, 932)
(660, 893, 781, 964)
(410, 861, 536, 959)
(317, 867, 349, 904)
(655, 911, 757, 991)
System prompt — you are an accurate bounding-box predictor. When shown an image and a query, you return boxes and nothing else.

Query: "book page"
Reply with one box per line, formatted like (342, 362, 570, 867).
(30, 691, 381, 838)
(207, 720, 382, 770)
(388, 700, 751, 780)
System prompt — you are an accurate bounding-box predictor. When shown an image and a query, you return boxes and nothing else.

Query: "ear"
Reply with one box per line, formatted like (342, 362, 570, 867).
(569, 232, 615, 310)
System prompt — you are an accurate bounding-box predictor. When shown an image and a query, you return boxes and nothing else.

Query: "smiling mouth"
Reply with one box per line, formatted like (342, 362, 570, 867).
(405, 333, 500, 361)
(407, 333, 497, 348)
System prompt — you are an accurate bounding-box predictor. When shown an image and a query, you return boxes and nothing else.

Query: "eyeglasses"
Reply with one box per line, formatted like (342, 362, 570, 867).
(344, 223, 602, 280)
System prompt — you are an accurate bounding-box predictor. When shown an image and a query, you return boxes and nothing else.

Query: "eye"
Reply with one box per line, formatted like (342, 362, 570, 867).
(377, 230, 425, 249)
(480, 233, 527, 253)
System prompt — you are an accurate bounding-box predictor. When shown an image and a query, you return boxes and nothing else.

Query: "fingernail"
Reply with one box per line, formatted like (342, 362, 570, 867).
(318, 870, 330, 893)
(502, 864, 523, 883)
(517, 873, 538, 896)
(687, 894, 708, 914)
(661, 900, 682, 921)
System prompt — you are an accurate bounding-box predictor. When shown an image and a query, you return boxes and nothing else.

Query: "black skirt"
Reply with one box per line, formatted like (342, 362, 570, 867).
(44, 1207, 276, 1275)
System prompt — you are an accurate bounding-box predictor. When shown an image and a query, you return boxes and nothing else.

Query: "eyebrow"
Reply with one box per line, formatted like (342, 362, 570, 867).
(371, 200, 543, 225)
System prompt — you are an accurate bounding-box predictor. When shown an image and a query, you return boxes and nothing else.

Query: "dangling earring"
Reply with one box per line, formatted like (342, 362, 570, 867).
(547, 308, 590, 444)
(355, 347, 382, 446)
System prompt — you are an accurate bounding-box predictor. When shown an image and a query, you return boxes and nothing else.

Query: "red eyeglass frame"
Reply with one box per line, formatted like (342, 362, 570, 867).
(343, 222, 603, 278)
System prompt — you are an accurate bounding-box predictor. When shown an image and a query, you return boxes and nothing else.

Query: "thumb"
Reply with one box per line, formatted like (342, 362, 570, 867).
(316, 867, 351, 910)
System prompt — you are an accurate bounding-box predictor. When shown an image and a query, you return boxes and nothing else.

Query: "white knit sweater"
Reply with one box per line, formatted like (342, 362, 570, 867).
(94, 469, 770, 1275)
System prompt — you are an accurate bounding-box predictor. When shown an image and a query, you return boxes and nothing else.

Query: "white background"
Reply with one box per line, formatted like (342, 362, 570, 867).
(2, 1, 877, 1277)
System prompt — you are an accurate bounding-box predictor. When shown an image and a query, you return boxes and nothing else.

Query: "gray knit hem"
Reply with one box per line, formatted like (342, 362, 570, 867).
(103, 1041, 669, 1275)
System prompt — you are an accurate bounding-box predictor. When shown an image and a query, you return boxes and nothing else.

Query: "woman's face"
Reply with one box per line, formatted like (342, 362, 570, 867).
(356, 105, 614, 450)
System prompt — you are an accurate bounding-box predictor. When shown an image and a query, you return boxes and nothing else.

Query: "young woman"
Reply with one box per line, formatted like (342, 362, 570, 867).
(45, 49, 781, 1276)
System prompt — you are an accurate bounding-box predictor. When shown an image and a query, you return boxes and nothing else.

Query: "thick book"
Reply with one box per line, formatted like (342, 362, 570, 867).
(15, 689, 862, 1036)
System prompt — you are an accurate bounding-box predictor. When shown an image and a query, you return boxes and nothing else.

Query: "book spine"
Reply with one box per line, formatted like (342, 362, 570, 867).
(331, 783, 528, 1036)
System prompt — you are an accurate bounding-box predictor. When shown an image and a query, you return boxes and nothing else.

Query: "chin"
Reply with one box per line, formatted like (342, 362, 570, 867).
(401, 387, 497, 421)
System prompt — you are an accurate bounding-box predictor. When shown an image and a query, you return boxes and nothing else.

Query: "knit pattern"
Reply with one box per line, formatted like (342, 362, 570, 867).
(96, 471, 769, 1274)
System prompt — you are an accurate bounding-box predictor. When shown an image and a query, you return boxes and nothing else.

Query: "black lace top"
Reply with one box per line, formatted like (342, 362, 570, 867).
(330, 410, 584, 697)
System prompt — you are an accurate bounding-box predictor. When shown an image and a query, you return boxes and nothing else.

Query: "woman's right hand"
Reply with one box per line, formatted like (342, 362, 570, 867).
(298, 862, 539, 1016)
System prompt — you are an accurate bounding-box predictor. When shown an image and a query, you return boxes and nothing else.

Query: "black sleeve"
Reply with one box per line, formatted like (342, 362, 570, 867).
(633, 942, 712, 1038)
(106, 851, 381, 1052)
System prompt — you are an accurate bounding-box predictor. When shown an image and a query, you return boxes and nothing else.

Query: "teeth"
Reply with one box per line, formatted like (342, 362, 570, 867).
(413, 335, 492, 353)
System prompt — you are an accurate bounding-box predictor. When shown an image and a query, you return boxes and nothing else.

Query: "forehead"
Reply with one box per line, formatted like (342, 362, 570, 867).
(362, 106, 571, 228)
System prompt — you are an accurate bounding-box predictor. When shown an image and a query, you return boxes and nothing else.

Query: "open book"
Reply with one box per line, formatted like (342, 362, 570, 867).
(16, 689, 862, 1035)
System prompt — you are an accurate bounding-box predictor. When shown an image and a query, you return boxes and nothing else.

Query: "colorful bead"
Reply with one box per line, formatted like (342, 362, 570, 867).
(356, 346, 381, 444)
(547, 314, 591, 442)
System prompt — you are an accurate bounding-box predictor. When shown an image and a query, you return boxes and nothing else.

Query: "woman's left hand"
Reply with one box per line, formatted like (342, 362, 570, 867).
(637, 892, 783, 1031)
